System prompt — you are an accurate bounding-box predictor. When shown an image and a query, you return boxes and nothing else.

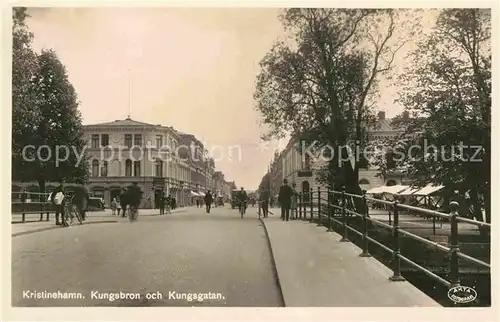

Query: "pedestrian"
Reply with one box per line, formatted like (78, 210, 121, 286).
(120, 188, 128, 217)
(159, 193, 165, 215)
(164, 194, 171, 214)
(260, 189, 270, 218)
(111, 197, 117, 215)
(116, 197, 122, 215)
(278, 179, 294, 222)
(51, 183, 65, 226)
(204, 190, 213, 213)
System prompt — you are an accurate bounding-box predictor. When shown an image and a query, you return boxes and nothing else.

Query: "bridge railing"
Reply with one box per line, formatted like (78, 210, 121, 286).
(263, 187, 490, 291)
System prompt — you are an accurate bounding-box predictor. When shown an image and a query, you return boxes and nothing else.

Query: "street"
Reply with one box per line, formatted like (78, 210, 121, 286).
(12, 206, 283, 307)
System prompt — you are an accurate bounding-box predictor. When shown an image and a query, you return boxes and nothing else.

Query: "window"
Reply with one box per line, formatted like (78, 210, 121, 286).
(92, 160, 99, 177)
(134, 134, 142, 147)
(155, 159, 163, 177)
(125, 159, 132, 176)
(156, 135, 163, 149)
(124, 134, 133, 148)
(101, 161, 108, 177)
(101, 134, 109, 147)
(385, 151, 396, 169)
(134, 161, 141, 177)
(359, 179, 370, 185)
(91, 135, 99, 149)
(386, 180, 397, 186)
(304, 154, 311, 169)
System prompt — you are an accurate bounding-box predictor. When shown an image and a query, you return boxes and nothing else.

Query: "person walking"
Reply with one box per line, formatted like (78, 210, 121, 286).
(204, 190, 214, 213)
(278, 179, 294, 222)
(290, 182, 299, 220)
(51, 183, 65, 226)
(119, 188, 128, 217)
(159, 193, 165, 215)
(260, 189, 270, 218)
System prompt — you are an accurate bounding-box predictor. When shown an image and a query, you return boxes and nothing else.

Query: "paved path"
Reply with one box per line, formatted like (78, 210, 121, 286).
(12, 206, 282, 307)
(261, 216, 441, 307)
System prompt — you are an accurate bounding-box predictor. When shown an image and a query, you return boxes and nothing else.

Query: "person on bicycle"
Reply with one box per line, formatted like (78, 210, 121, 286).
(237, 187, 248, 215)
(73, 184, 90, 221)
(126, 182, 142, 217)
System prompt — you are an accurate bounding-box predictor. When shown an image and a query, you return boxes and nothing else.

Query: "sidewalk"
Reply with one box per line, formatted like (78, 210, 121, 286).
(261, 216, 441, 307)
(11, 208, 187, 237)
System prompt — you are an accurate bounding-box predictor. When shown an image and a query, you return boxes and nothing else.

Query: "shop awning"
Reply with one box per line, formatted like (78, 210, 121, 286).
(412, 184, 445, 196)
(190, 191, 199, 196)
(399, 187, 421, 196)
(366, 185, 409, 195)
(198, 192, 206, 197)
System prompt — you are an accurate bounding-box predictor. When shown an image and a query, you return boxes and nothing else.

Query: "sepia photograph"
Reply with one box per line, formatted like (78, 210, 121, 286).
(5, 0, 495, 318)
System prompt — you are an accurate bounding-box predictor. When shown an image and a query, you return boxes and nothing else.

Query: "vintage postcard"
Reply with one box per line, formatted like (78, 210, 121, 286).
(2, 0, 497, 321)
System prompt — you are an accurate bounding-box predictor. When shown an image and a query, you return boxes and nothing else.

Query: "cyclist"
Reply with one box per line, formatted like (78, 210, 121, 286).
(72, 183, 90, 221)
(237, 187, 248, 217)
(126, 182, 142, 220)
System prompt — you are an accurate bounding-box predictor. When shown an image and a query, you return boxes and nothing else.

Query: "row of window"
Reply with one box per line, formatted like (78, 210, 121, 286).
(91, 159, 146, 177)
(90, 159, 193, 179)
(90, 134, 177, 149)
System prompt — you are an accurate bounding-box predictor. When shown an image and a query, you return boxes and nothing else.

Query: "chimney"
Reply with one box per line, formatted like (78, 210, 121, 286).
(377, 111, 386, 120)
(402, 111, 410, 120)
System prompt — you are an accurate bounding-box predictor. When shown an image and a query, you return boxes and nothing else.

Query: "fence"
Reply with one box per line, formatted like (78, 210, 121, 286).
(12, 192, 53, 223)
(258, 187, 490, 291)
(12, 191, 106, 223)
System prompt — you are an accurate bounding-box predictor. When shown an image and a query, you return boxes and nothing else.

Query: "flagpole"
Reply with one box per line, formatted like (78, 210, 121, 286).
(127, 68, 131, 119)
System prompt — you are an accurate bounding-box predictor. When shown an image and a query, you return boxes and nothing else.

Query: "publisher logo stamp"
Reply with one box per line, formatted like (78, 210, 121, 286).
(447, 286, 477, 304)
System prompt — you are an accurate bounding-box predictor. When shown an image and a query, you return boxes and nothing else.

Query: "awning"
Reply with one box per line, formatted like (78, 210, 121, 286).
(190, 191, 199, 196)
(399, 187, 421, 196)
(412, 184, 445, 196)
(366, 185, 409, 195)
(198, 192, 206, 197)
(366, 186, 386, 194)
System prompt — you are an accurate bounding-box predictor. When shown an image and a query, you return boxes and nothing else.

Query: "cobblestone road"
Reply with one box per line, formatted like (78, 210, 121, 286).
(12, 206, 283, 307)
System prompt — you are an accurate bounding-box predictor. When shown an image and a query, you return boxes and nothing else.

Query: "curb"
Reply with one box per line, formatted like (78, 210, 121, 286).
(12, 220, 117, 237)
(259, 217, 286, 307)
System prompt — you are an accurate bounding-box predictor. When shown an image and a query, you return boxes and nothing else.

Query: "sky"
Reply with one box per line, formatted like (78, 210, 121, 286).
(25, 7, 435, 189)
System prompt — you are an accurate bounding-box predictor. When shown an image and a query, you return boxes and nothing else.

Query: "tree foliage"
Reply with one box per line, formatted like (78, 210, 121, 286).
(254, 9, 418, 212)
(380, 9, 491, 223)
(12, 8, 89, 192)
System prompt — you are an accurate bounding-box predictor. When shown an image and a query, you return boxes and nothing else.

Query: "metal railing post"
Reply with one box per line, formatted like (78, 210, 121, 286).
(340, 186, 349, 242)
(449, 201, 460, 288)
(309, 188, 314, 222)
(39, 195, 44, 221)
(298, 193, 303, 219)
(316, 187, 321, 224)
(360, 192, 371, 257)
(302, 193, 306, 220)
(389, 201, 405, 281)
(327, 189, 334, 232)
(22, 198, 26, 223)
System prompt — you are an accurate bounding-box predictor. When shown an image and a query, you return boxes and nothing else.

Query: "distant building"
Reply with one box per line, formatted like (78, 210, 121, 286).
(271, 110, 412, 195)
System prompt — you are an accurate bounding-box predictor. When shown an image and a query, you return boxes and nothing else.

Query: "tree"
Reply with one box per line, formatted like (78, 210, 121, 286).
(12, 19, 90, 193)
(388, 9, 491, 224)
(12, 7, 40, 179)
(254, 9, 418, 213)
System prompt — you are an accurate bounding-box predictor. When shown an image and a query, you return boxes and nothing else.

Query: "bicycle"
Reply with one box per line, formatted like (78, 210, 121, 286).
(129, 205, 138, 222)
(62, 196, 83, 227)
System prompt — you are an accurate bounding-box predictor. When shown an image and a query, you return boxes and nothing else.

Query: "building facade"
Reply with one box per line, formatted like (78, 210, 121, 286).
(272, 111, 411, 195)
(82, 117, 187, 207)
